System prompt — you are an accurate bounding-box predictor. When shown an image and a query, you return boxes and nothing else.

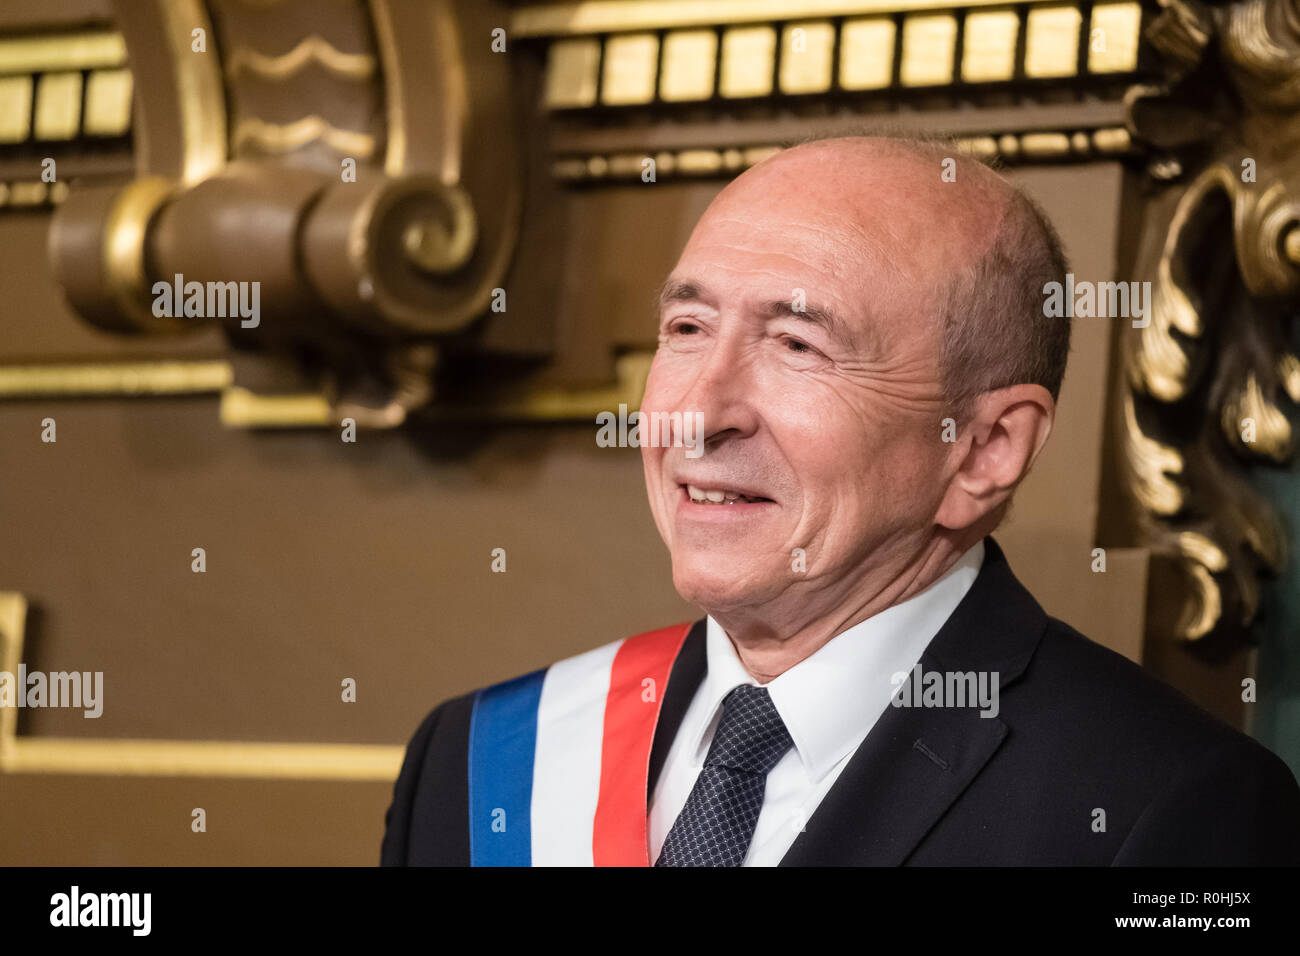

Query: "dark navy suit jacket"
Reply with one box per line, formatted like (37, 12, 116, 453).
(381, 537, 1300, 865)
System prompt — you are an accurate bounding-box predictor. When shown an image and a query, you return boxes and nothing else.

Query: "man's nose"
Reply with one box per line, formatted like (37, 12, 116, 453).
(673, 333, 759, 449)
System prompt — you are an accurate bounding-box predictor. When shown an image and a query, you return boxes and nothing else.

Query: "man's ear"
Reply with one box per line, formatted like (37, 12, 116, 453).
(935, 384, 1055, 532)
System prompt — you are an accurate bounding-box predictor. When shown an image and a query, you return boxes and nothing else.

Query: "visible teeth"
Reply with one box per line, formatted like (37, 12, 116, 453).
(686, 484, 761, 504)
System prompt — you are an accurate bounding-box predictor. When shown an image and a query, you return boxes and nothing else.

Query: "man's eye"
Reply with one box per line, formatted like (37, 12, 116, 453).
(668, 321, 700, 335)
(783, 336, 815, 354)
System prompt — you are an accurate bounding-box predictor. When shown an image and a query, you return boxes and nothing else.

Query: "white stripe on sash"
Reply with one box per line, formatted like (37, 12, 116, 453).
(530, 638, 624, 866)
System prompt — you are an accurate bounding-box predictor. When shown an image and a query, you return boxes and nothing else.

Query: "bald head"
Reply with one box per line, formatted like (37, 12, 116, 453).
(692, 135, 1070, 422)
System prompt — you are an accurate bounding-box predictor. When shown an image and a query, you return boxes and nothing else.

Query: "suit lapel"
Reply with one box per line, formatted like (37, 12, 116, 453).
(647, 618, 707, 800)
(777, 659, 1009, 865)
(779, 536, 1047, 865)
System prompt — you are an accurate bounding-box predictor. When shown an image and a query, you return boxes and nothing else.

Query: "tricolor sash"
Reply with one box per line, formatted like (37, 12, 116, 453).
(466, 622, 692, 866)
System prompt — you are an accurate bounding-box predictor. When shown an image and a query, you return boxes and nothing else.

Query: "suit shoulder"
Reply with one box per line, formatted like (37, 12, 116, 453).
(1025, 615, 1268, 765)
(1032, 617, 1235, 734)
(403, 690, 477, 751)
(995, 616, 1300, 863)
(381, 690, 477, 866)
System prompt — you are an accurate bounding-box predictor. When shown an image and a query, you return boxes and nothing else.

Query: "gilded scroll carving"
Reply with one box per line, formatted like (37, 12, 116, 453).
(1120, 0, 1300, 640)
(45, 0, 521, 427)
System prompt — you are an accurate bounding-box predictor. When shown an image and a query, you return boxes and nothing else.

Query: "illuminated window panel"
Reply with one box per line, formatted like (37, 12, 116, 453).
(608, 153, 649, 177)
(720, 26, 776, 98)
(601, 33, 658, 105)
(900, 14, 957, 86)
(83, 68, 133, 137)
(962, 9, 1019, 82)
(9, 181, 49, 205)
(779, 21, 835, 94)
(1020, 132, 1072, 158)
(660, 30, 717, 101)
(0, 31, 125, 74)
(0, 76, 33, 142)
(544, 38, 600, 109)
(34, 71, 83, 140)
(1025, 4, 1082, 78)
(1088, 1, 1142, 73)
(839, 17, 895, 90)
(676, 149, 724, 175)
(957, 136, 998, 159)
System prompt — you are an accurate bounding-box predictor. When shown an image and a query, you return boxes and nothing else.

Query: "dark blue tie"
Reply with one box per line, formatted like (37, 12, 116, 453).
(655, 684, 794, 866)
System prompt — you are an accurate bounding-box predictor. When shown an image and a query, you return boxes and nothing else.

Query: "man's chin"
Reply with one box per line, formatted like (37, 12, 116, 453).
(671, 563, 774, 615)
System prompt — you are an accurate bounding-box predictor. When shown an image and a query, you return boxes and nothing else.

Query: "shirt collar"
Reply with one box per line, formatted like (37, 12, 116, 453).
(688, 539, 985, 782)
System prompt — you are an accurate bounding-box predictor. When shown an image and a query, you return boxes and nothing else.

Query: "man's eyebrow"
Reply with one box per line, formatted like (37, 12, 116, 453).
(656, 278, 705, 309)
(760, 298, 856, 347)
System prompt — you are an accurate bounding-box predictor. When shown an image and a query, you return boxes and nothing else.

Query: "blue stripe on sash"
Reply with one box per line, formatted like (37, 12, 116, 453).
(467, 668, 547, 867)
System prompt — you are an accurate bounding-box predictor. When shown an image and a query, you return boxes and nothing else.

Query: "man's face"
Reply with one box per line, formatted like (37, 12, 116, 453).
(640, 146, 966, 616)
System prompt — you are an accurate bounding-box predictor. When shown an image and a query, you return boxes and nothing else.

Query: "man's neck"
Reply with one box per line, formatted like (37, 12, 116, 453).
(708, 534, 979, 683)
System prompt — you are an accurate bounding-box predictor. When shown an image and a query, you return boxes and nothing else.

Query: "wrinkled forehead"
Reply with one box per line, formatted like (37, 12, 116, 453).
(671, 148, 995, 341)
(679, 196, 906, 282)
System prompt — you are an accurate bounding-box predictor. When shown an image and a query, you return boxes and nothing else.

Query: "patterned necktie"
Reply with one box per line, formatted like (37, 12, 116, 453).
(656, 683, 794, 866)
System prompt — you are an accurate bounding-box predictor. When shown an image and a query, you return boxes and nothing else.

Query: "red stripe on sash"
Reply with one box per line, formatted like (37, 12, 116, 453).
(592, 621, 693, 866)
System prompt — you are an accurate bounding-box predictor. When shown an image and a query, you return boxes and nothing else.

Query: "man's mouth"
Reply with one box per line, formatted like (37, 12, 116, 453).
(681, 483, 773, 506)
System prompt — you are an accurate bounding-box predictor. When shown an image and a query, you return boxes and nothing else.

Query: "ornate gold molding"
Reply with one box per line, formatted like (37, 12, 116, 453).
(0, 353, 654, 427)
(0, 593, 28, 754)
(219, 351, 654, 427)
(513, 0, 1097, 36)
(153, 0, 227, 186)
(230, 114, 378, 158)
(553, 127, 1135, 182)
(219, 387, 333, 428)
(1117, 0, 1300, 641)
(0, 591, 402, 780)
(101, 176, 182, 332)
(531, 0, 1143, 110)
(0, 360, 231, 397)
(30, 0, 525, 424)
(371, 0, 470, 182)
(224, 33, 378, 81)
(1, 736, 403, 779)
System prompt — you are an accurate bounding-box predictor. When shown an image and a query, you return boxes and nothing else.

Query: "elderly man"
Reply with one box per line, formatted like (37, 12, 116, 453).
(381, 136, 1300, 866)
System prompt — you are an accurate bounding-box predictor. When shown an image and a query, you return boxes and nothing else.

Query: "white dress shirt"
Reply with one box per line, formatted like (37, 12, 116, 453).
(648, 540, 985, 866)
